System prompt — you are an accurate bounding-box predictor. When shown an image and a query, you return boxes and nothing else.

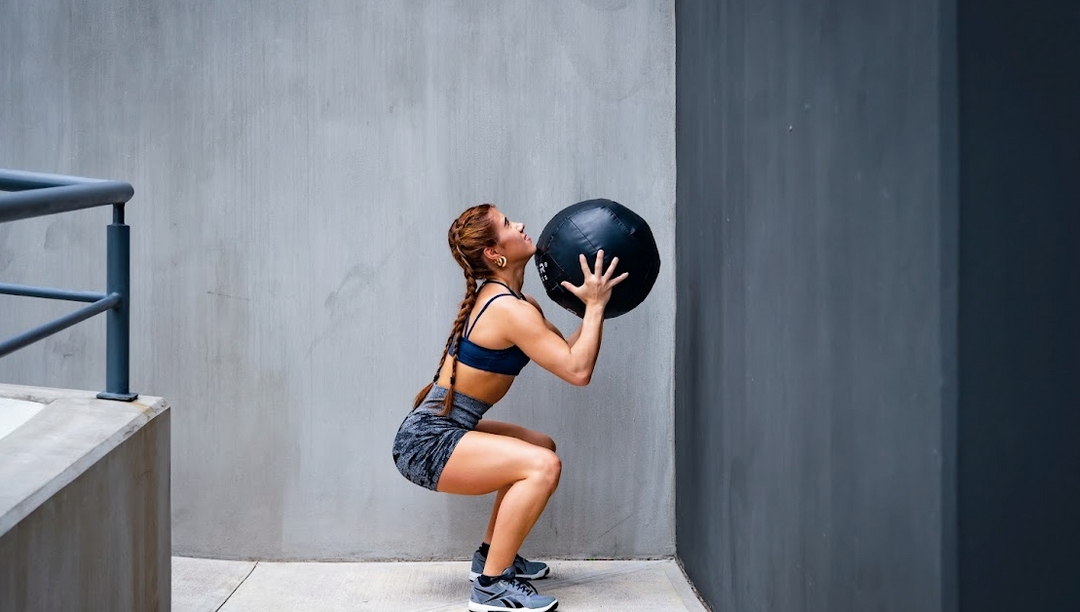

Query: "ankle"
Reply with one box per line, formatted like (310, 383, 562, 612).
(477, 542, 491, 556)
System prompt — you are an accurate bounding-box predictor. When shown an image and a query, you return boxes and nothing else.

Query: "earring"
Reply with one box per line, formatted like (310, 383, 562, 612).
(496, 256, 507, 268)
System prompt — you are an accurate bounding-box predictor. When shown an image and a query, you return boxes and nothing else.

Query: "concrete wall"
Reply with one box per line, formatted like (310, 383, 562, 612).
(956, 0, 1080, 609)
(0, 1, 676, 560)
(675, 1, 949, 610)
(0, 392, 170, 612)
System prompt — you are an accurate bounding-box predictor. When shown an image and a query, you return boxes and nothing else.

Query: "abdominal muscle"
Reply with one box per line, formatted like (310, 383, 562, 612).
(436, 358, 515, 405)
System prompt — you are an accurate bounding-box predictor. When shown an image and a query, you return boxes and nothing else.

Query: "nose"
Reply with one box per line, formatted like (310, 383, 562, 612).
(517, 221, 526, 233)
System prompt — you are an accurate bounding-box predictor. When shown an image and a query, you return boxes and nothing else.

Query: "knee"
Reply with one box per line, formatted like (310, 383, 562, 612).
(529, 449, 561, 491)
(534, 433, 556, 453)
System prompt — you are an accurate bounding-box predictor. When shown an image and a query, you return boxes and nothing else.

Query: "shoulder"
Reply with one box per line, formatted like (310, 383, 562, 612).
(522, 293, 545, 314)
(469, 293, 545, 344)
(488, 293, 546, 330)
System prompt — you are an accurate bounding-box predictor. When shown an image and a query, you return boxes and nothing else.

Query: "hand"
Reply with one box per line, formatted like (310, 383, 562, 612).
(560, 250, 629, 310)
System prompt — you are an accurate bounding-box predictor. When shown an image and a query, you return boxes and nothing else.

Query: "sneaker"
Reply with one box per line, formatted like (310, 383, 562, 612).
(470, 549, 550, 581)
(469, 568, 558, 612)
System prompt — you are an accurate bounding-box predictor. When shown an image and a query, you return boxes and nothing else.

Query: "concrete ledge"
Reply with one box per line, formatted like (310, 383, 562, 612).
(0, 396, 44, 439)
(0, 384, 168, 535)
(0, 384, 170, 611)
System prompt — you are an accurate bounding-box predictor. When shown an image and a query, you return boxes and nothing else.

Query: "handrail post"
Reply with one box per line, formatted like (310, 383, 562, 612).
(97, 203, 137, 401)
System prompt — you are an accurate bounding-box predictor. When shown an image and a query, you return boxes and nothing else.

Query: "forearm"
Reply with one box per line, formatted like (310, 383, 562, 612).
(566, 306, 605, 383)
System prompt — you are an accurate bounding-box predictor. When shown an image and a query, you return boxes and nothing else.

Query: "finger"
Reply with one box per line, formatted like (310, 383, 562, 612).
(577, 253, 591, 277)
(602, 256, 620, 280)
(608, 271, 630, 288)
(560, 280, 583, 296)
(594, 249, 605, 276)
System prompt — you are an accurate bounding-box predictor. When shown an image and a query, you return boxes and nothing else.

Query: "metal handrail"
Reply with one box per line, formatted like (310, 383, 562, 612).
(0, 169, 138, 401)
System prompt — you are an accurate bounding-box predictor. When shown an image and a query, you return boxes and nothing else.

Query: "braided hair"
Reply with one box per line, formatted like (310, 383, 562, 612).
(412, 204, 500, 415)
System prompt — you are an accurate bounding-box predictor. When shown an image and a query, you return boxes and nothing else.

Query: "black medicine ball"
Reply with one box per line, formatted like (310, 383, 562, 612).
(534, 199, 660, 319)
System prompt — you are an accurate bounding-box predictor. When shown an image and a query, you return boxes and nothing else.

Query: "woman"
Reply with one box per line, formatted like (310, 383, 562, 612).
(393, 203, 627, 612)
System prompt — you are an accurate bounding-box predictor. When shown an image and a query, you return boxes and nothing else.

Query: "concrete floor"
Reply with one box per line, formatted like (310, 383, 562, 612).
(173, 556, 710, 612)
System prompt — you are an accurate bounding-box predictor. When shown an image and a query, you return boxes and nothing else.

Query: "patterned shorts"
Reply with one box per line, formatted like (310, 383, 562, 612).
(392, 386, 491, 491)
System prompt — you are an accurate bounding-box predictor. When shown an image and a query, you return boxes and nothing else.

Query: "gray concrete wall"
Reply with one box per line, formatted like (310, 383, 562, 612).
(0, 405, 170, 612)
(0, 1, 675, 560)
(675, 1, 949, 610)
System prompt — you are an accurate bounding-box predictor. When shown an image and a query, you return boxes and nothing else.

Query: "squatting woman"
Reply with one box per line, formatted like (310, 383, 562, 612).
(392, 203, 626, 612)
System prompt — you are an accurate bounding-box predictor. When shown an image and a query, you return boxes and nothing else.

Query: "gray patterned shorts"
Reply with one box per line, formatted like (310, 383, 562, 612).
(393, 385, 491, 491)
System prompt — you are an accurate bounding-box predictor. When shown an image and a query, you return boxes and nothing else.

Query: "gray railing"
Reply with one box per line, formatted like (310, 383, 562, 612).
(0, 169, 137, 401)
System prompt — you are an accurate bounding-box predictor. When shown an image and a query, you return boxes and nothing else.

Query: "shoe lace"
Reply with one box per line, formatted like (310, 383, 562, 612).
(510, 576, 538, 596)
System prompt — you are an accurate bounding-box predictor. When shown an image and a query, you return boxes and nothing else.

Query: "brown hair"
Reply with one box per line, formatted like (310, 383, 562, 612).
(413, 204, 499, 414)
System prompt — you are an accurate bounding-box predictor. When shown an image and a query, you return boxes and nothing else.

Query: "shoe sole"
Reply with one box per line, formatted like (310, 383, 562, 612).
(468, 600, 557, 612)
(469, 566, 550, 582)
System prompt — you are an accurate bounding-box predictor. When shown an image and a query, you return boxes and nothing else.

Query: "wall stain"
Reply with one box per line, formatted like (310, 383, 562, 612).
(206, 290, 251, 302)
(43, 219, 77, 251)
(323, 262, 378, 320)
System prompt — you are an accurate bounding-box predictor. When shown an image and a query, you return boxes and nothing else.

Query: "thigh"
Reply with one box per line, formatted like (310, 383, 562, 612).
(437, 430, 558, 495)
(476, 419, 555, 451)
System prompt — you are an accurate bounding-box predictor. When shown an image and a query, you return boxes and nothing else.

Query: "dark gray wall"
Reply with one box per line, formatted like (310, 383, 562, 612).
(676, 0, 1080, 610)
(957, 0, 1080, 609)
(675, 1, 949, 610)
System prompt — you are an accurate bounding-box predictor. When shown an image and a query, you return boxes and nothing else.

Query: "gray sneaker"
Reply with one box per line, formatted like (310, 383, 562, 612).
(470, 550, 550, 581)
(469, 568, 558, 612)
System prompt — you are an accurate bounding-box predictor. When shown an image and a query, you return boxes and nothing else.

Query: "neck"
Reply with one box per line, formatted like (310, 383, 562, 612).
(487, 268, 525, 295)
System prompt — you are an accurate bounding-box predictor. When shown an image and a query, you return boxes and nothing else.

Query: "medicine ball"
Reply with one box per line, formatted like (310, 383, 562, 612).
(534, 199, 660, 319)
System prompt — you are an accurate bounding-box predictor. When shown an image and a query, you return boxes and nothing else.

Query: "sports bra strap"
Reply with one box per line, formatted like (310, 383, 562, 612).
(464, 282, 525, 338)
(484, 280, 520, 298)
(465, 293, 517, 338)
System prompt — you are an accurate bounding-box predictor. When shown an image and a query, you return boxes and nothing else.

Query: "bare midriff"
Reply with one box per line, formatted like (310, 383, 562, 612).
(436, 358, 515, 405)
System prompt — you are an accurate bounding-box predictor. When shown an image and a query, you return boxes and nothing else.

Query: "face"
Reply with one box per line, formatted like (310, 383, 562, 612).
(489, 207, 536, 263)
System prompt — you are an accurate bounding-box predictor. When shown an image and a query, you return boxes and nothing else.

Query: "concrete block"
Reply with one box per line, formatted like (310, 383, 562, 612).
(0, 384, 170, 612)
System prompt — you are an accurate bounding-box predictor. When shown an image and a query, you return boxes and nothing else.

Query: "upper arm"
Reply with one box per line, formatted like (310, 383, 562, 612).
(502, 300, 586, 385)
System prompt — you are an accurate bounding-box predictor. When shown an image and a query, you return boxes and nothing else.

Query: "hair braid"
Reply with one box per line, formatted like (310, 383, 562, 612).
(412, 205, 497, 413)
(451, 232, 477, 278)
(440, 274, 479, 414)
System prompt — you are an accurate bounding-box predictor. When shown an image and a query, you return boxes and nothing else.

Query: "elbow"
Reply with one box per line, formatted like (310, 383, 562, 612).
(568, 370, 593, 387)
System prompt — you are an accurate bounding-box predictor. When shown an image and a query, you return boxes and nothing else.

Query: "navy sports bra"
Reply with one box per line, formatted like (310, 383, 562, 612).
(449, 281, 531, 376)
